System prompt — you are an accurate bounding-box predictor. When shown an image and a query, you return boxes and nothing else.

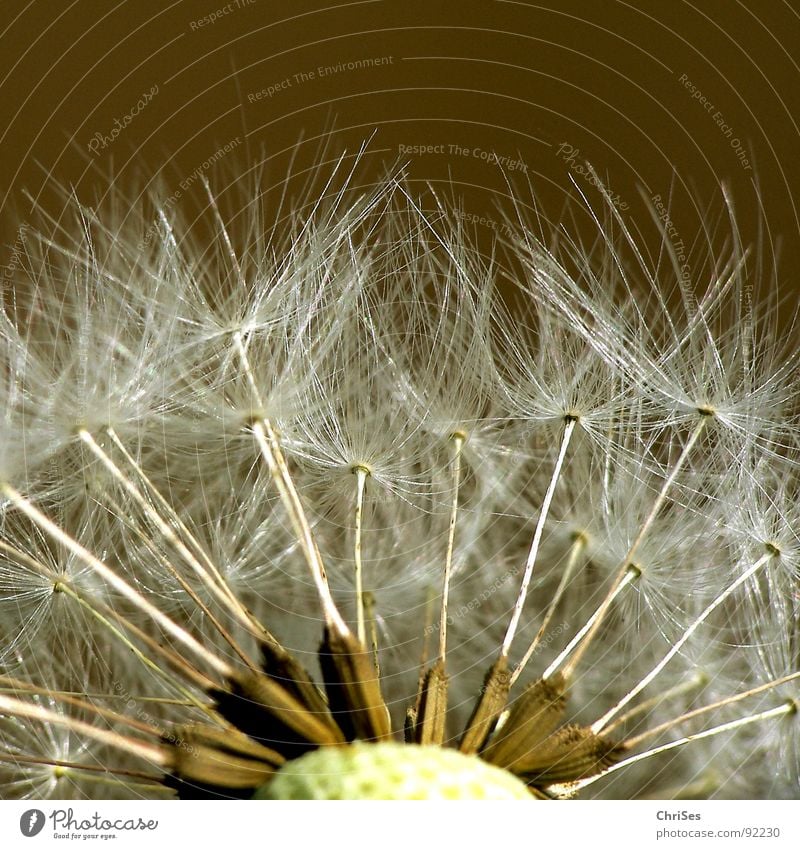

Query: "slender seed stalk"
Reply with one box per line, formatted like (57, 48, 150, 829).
(353, 465, 369, 645)
(0, 537, 215, 698)
(0, 675, 162, 737)
(545, 564, 640, 679)
(622, 670, 800, 749)
(0, 482, 233, 679)
(592, 550, 776, 733)
(104, 425, 261, 632)
(55, 584, 195, 699)
(511, 531, 586, 686)
(78, 429, 258, 651)
(0, 695, 169, 767)
(55, 772, 173, 793)
(233, 330, 350, 636)
(439, 432, 464, 663)
(604, 670, 708, 734)
(102, 500, 257, 669)
(0, 689, 199, 708)
(53, 584, 217, 713)
(572, 702, 797, 793)
(562, 415, 710, 677)
(251, 419, 349, 635)
(627, 416, 711, 563)
(363, 591, 381, 675)
(0, 752, 165, 784)
(502, 417, 576, 658)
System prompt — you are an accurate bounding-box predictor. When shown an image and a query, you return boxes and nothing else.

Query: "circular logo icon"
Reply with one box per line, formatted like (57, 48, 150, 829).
(20, 810, 46, 837)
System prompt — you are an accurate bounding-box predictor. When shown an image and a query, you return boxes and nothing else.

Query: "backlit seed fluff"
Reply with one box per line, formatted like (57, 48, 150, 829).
(0, 159, 798, 801)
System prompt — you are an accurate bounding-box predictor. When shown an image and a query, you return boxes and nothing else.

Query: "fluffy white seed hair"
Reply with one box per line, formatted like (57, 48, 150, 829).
(0, 158, 798, 800)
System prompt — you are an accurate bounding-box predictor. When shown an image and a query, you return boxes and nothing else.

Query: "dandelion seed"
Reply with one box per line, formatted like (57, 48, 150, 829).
(0, 161, 797, 800)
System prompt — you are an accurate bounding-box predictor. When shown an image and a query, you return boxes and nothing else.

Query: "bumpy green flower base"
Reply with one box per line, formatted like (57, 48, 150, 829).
(254, 742, 534, 800)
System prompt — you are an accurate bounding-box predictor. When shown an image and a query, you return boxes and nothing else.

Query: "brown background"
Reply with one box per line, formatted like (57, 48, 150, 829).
(2, 0, 799, 324)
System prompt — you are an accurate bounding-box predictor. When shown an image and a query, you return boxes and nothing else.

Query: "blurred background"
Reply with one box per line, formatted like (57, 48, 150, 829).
(1, 0, 798, 318)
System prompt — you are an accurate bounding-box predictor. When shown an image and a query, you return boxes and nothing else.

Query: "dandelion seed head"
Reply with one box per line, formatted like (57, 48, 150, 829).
(0, 160, 798, 800)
